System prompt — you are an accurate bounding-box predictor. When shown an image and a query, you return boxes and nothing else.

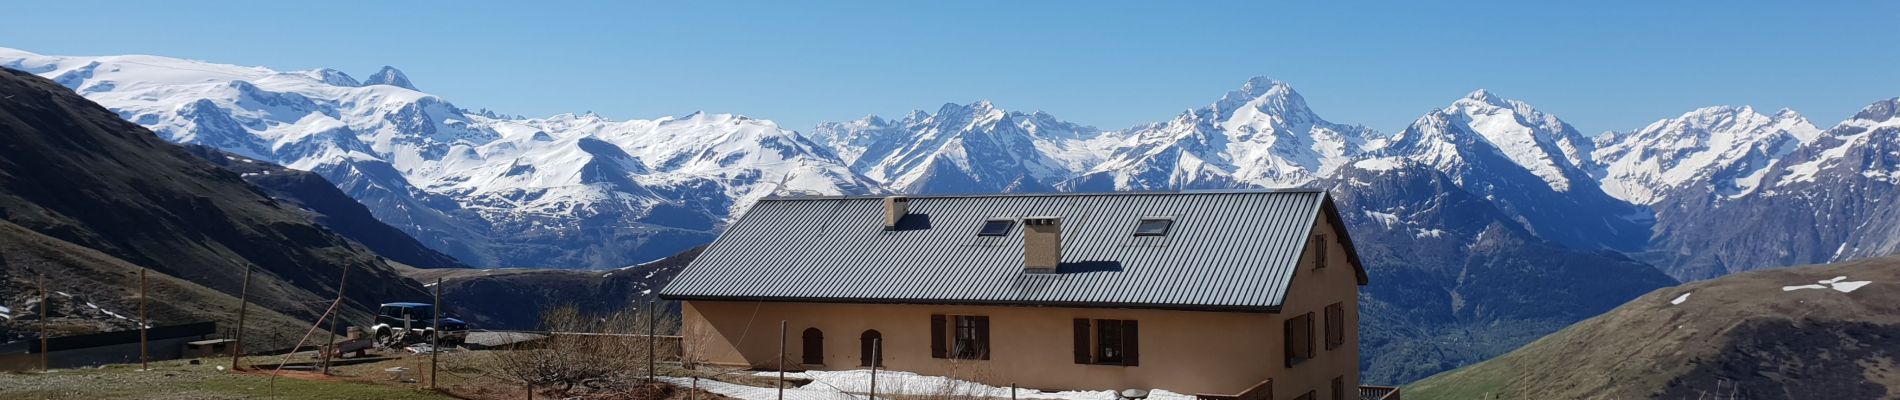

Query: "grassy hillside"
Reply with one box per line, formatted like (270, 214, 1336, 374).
(0, 220, 314, 350)
(1405, 256, 1900, 399)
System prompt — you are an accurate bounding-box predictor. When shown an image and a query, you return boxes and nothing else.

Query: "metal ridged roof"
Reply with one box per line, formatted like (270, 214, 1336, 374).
(660, 190, 1356, 311)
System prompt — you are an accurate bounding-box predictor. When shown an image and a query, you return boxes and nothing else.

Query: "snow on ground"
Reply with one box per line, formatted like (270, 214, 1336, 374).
(1669, 292, 1691, 305)
(714, 370, 1193, 400)
(1782, 276, 1874, 293)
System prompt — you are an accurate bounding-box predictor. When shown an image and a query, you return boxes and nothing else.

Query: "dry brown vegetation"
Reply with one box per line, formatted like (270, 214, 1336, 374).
(490, 304, 680, 396)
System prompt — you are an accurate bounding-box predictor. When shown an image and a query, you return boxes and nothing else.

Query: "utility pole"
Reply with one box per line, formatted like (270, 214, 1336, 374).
(431, 277, 441, 389)
(39, 273, 49, 372)
(139, 267, 148, 371)
(321, 264, 351, 375)
(777, 320, 786, 400)
(231, 265, 251, 371)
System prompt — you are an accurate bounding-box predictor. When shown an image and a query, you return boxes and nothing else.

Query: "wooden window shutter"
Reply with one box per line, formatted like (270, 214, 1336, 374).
(1073, 318, 1090, 364)
(1331, 376, 1344, 400)
(1325, 303, 1344, 350)
(974, 316, 991, 360)
(1283, 316, 1296, 367)
(1304, 312, 1316, 359)
(1121, 320, 1139, 366)
(1311, 235, 1327, 269)
(930, 314, 947, 359)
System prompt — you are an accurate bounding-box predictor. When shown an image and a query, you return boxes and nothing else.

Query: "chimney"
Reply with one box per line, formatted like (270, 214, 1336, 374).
(882, 196, 909, 229)
(1023, 217, 1061, 272)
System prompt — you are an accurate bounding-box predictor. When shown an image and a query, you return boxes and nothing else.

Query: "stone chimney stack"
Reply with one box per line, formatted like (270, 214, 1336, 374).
(1023, 217, 1061, 272)
(882, 196, 909, 230)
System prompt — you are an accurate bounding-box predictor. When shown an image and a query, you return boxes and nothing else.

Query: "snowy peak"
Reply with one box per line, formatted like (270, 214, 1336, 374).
(305, 68, 361, 87)
(813, 100, 1106, 194)
(1592, 105, 1820, 203)
(362, 66, 416, 90)
(1072, 77, 1375, 191)
(1852, 97, 1900, 124)
(1386, 89, 1594, 192)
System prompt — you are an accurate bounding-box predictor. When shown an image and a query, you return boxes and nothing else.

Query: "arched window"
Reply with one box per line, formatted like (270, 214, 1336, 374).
(802, 328, 824, 365)
(859, 330, 884, 367)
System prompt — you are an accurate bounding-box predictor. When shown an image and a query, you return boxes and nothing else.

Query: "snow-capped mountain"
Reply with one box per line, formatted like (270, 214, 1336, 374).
(1649, 98, 1900, 280)
(1591, 106, 1819, 204)
(1064, 77, 1376, 191)
(1373, 90, 1649, 251)
(810, 101, 1110, 194)
(0, 47, 875, 268)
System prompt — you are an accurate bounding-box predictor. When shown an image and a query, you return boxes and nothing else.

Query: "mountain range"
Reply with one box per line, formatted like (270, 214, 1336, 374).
(5, 47, 1896, 384)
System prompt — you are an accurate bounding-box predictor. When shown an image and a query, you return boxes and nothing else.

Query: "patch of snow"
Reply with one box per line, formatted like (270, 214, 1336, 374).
(1783, 276, 1874, 293)
(1414, 228, 1445, 238)
(719, 370, 1195, 400)
(1832, 281, 1872, 293)
(0, 305, 10, 314)
(1669, 292, 1691, 305)
(1362, 211, 1400, 228)
(640, 289, 652, 295)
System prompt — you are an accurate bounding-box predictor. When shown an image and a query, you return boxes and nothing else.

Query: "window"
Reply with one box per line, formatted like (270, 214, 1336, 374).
(1325, 303, 1345, 350)
(1331, 376, 1345, 400)
(1294, 390, 1315, 400)
(977, 219, 1014, 236)
(1133, 217, 1174, 236)
(1072, 319, 1139, 366)
(801, 328, 824, 365)
(1285, 312, 1314, 367)
(953, 316, 982, 359)
(859, 330, 883, 367)
(1310, 235, 1328, 269)
(930, 314, 988, 360)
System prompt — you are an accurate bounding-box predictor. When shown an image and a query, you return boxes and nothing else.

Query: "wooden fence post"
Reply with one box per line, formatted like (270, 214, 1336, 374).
(39, 273, 48, 372)
(431, 277, 441, 389)
(871, 338, 881, 400)
(321, 264, 350, 375)
(139, 267, 148, 370)
(778, 320, 786, 400)
(231, 265, 251, 371)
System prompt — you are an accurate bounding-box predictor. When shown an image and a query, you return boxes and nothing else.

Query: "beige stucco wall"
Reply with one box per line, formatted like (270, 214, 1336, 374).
(678, 215, 1361, 397)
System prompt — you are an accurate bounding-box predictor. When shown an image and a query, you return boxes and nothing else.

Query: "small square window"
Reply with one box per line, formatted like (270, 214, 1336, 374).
(1133, 217, 1174, 236)
(977, 219, 1015, 236)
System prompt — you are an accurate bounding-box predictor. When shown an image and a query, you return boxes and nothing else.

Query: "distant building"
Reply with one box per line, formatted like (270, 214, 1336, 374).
(661, 190, 1382, 400)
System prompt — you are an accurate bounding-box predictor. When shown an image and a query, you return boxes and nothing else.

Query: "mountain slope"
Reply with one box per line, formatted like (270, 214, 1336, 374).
(1648, 99, 1900, 280)
(811, 101, 1106, 194)
(1591, 106, 1819, 205)
(0, 220, 313, 350)
(1374, 90, 1650, 252)
(1066, 77, 1375, 191)
(1325, 160, 1677, 384)
(401, 246, 700, 330)
(1406, 255, 1900, 400)
(180, 144, 467, 268)
(0, 66, 424, 326)
(0, 47, 876, 268)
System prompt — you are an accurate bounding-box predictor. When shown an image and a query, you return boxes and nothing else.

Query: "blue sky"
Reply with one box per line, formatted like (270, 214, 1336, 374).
(6, 1, 1896, 135)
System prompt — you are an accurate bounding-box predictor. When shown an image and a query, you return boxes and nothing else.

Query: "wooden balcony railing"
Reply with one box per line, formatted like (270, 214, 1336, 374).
(1195, 379, 1274, 400)
(1358, 385, 1400, 400)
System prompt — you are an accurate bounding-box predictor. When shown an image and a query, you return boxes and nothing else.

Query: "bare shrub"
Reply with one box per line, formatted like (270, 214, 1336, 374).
(490, 304, 679, 395)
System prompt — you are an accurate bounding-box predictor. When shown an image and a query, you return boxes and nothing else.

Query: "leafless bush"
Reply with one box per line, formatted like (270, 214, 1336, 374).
(490, 304, 679, 395)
